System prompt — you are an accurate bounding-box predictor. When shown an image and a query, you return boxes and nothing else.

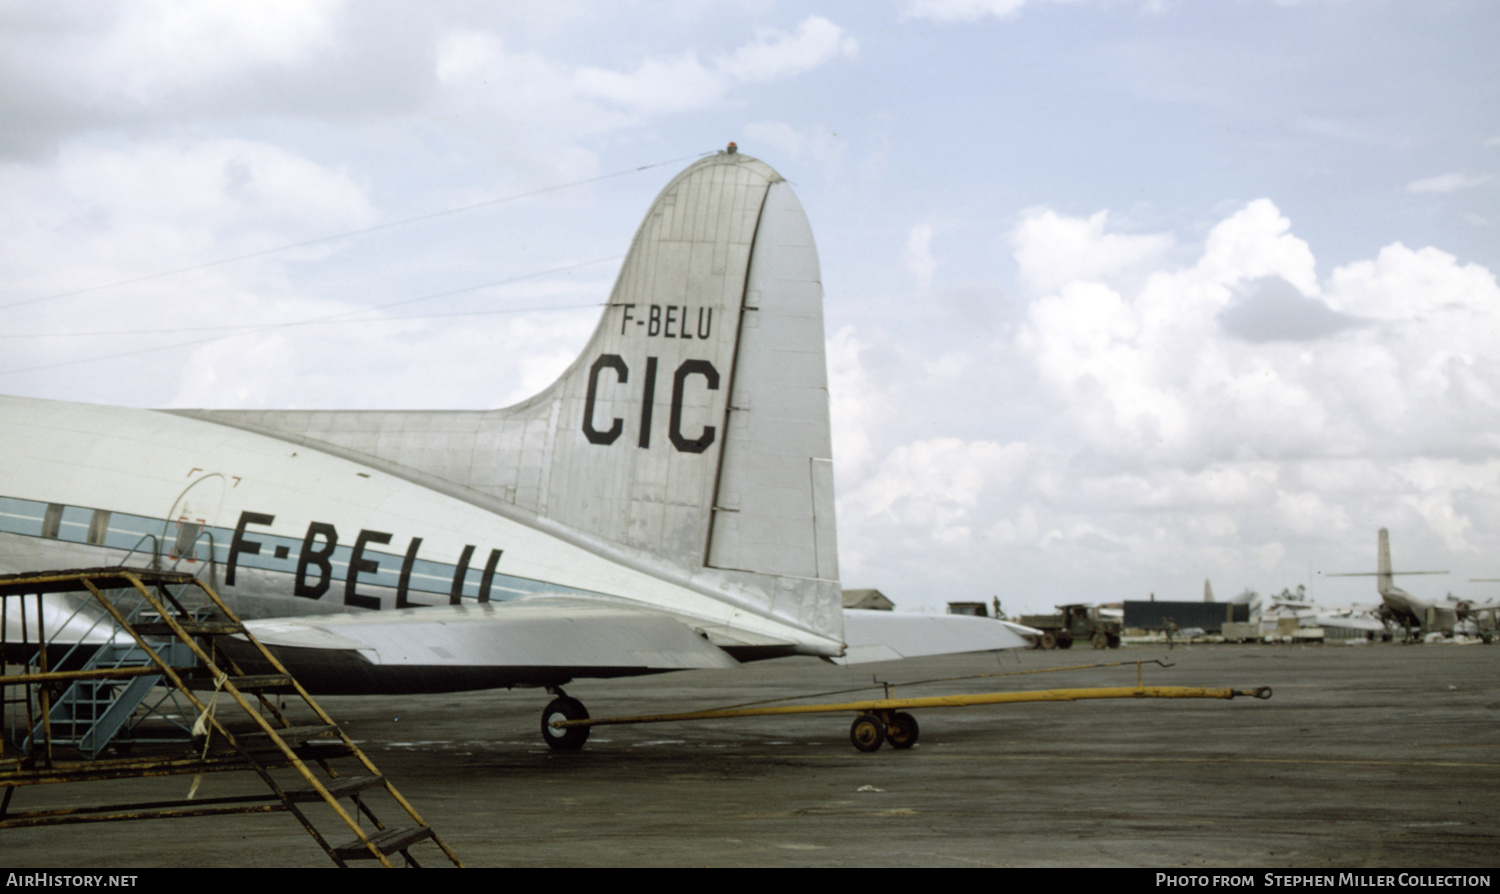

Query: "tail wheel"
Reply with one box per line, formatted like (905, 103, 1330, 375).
(1091, 631, 1108, 650)
(886, 712, 920, 750)
(541, 696, 590, 751)
(850, 713, 886, 752)
(1040, 632, 1058, 650)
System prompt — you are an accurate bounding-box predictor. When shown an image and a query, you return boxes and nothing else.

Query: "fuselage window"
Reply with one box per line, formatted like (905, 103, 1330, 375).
(88, 509, 112, 546)
(42, 504, 63, 540)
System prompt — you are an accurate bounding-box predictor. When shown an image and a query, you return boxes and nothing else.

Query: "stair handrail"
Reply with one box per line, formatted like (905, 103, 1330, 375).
(19, 587, 146, 679)
(116, 532, 162, 571)
(20, 584, 163, 753)
(166, 530, 220, 592)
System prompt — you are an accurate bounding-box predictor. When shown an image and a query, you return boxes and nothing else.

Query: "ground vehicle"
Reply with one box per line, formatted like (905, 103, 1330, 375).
(1017, 604, 1121, 649)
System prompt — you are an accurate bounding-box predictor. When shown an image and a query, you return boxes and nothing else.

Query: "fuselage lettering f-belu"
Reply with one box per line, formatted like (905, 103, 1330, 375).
(226, 511, 515, 611)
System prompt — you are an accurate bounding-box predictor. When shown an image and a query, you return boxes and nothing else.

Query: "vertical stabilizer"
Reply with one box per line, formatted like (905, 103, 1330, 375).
(1377, 527, 1393, 595)
(174, 151, 841, 640)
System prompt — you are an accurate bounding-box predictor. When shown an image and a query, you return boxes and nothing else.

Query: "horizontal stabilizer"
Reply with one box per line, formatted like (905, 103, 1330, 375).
(244, 599, 740, 674)
(834, 610, 1037, 665)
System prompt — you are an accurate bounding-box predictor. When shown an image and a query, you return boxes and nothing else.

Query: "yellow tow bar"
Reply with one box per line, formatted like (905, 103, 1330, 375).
(551, 668, 1272, 752)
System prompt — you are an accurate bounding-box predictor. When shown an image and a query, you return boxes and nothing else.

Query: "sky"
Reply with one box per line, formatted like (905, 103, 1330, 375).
(2, 0, 1497, 615)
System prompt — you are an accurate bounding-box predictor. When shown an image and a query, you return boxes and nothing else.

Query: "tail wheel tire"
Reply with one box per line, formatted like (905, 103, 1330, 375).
(1091, 632, 1108, 650)
(886, 712, 920, 750)
(850, 713, 886, 752)
(1040, 632, 1057, 650)
(541, 696, 590, 751)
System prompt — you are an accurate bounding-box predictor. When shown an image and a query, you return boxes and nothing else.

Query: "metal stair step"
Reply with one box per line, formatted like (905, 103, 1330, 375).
(332, 825, 435, 860)
(31, 673, 163, 757)
(98, 641, 197, 668)
(284, 774, 386, 803)
(232, 724, 353, 761)
(226, 674, 293, 691)
(133, 622, 245, 636)
(239, 723, 339, 743)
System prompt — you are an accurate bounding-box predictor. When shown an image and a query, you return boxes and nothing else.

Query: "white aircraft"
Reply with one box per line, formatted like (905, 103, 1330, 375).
(1243, 584, 1386, 638)
(1467, 579, 1500, 637)
(1328, 528, 1498, 639)
(1205, 577, 1383, 640)
(0, 148, 1033, 749)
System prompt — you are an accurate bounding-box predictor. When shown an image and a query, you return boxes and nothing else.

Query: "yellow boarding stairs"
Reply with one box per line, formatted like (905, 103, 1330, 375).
(0, 568, 463, 868)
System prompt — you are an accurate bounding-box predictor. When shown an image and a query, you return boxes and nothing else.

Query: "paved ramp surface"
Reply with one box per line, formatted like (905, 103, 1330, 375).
(6, 645, 1497, 867)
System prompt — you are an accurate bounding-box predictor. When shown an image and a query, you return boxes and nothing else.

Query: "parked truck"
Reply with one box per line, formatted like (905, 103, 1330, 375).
(1017, 604, 1122, 650)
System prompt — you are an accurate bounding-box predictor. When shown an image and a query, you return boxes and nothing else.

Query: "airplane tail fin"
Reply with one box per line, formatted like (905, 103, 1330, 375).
(182, 151, 841, 640)
(1377, 527, 1394, 595)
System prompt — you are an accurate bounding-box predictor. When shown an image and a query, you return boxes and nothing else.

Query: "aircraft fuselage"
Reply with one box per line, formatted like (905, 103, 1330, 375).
(0, 395, 841, 669)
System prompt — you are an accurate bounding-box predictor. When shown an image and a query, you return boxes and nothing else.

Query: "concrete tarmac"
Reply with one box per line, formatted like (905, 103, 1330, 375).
(4, 642, 1497, 868)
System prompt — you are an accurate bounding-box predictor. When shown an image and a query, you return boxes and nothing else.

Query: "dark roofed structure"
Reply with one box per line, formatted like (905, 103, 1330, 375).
(842, 588, 895, 611)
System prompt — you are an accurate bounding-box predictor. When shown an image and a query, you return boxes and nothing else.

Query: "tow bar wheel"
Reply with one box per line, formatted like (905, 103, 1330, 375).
(850, 713, 886, 752)
(886, 712, 920, 750)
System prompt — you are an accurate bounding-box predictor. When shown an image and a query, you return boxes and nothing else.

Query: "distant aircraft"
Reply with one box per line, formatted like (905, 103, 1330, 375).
(0, 148, 1034, 749)
(1328, 529, 1498, 640)
(1221, 582, 1384, 640)
(1467, 579, 1500, 636)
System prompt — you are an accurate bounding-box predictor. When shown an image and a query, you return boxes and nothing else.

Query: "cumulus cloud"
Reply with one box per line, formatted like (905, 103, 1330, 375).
(1218, 276, 1363, 343)
(1012, 209, 1173, 294)
(1194, 198, 1319, 295)
(1, 7, 857, 181)
(572, 17, 856, 117)
(1011, 200, 1500, 463)
(1, 7, 868, 411)
(0, 137, 372, 302)
(835, 198, 1500, 610)
(902, 224, 938, 289)
(85, 0, 344, 102)
(841, 437, 1029, 546)
(1405, 173, 1495, 194)
(741, 121, 845, 169)
(168, 299, 601, 410)
(429, 16, 857, 181)
(0, 132, 617, 411)
(825, 327, 879, 478)
(1322, 242, 1499, 323)
(717, 17, 858, 82)
(0, 1, 369, 157)
(901, 0, 1079, 22)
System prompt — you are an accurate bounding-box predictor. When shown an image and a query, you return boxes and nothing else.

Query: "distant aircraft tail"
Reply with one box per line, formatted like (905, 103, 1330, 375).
(180, 151, 841, 640)
(1325, 528, 1446, 613)
(1377, 527, 1394, 595)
